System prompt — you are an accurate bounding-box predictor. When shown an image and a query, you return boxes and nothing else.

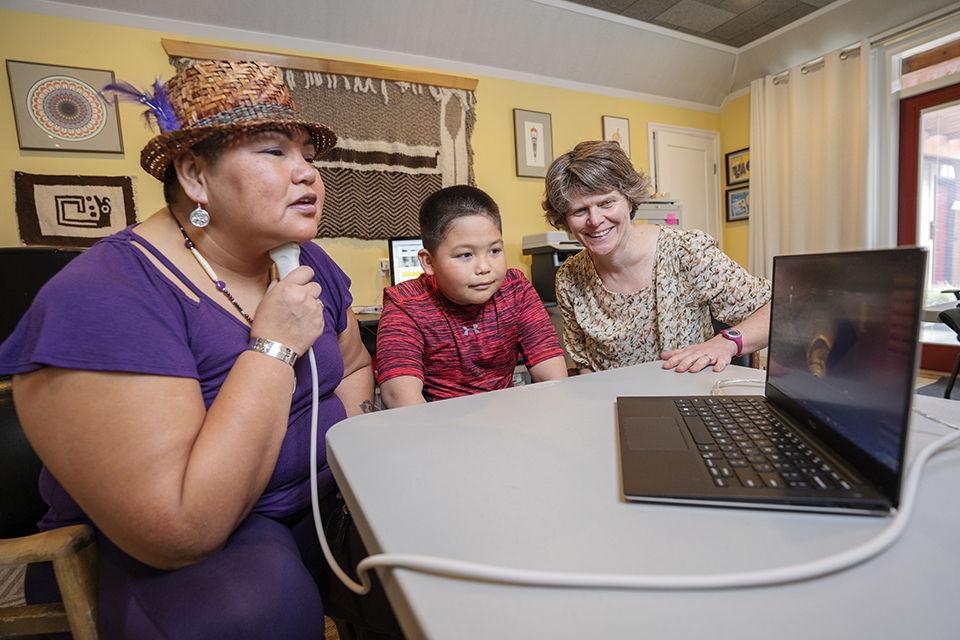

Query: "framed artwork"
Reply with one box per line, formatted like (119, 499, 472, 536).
(514, 109, 553, 178)
(602, 116, 630, 158)
(725, 147, 749, 186)
(14, 172, 137, 247)
(6, 60, 123, 153)
(726, 186, 750, 222)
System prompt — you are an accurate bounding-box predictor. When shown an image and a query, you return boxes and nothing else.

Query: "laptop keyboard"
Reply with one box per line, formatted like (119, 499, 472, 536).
(675, 398, 855, 491)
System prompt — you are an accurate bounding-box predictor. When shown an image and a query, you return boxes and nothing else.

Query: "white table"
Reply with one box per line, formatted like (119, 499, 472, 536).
(327, 363, 960, 640)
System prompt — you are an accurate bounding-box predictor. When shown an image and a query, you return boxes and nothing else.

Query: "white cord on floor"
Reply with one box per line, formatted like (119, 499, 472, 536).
(308, 363, 960, 593)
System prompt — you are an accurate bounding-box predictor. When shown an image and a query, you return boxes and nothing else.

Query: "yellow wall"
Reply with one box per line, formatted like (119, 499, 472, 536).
(719, 93, 751, 266)
(1, 9, 746, 304)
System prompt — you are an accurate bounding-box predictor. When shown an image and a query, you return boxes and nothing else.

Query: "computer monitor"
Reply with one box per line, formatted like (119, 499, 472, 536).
(387, 236, 426, 286)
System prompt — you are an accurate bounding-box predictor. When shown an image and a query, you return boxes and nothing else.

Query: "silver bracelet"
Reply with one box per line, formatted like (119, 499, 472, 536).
(247, 337, 299, 367)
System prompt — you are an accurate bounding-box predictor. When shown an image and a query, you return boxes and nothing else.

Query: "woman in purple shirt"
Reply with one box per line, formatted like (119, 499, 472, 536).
(0, 61, 401, 639)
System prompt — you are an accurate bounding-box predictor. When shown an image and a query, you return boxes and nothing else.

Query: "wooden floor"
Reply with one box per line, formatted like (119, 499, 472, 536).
(916, 368, 949, 389)
(325, 616, 342, 639)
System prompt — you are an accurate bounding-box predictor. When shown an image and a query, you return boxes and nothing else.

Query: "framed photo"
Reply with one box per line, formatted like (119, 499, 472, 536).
(6, 60, 123, 153)
(602, 116, 630, 158)
(514, 109, 553, 178)
(725, 147, 749, 186)
(726, 186, 749, 222)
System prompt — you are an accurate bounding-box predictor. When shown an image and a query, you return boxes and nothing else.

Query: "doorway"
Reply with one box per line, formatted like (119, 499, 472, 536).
(647, 124, 722, 245)
(898, 82, 960, 372)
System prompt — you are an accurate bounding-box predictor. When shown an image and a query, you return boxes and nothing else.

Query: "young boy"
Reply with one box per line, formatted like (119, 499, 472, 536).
(376, 185, 567, 408)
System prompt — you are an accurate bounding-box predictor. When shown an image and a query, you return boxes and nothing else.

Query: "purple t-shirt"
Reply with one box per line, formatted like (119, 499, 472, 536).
(0, 226, 352, 529)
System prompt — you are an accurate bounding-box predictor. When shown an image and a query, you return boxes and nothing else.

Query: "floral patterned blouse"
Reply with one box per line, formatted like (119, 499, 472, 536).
(555, 226, 771, 371)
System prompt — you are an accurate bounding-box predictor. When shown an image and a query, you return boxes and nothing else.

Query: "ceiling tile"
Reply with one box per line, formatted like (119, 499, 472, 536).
(564, 0, 842, 47)
(566, 0, 640, 12)
(738, 0, 807, 24)
(724, 22, 779, 47)
(657, 0, 737, 32)
(715, 0, 767, 13)
(765, 2, 817, 28)
(620, 0, 683, 23)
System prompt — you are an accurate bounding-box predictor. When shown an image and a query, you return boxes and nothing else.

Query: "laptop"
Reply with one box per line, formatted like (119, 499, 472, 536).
(616, 247, 927, 515)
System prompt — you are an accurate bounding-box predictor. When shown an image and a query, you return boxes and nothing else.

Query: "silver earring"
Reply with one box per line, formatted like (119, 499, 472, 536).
(190, 202, 210, 228)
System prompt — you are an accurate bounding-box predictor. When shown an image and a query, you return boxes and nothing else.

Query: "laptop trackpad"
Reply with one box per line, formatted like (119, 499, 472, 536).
(624, 417, 689, 451)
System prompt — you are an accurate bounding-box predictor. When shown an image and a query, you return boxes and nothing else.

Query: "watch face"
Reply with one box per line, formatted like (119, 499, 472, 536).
(723, 329, 742, 339)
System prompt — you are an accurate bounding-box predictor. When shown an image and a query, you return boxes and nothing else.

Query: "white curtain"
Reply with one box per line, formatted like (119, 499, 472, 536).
(749, 39, 871, 279)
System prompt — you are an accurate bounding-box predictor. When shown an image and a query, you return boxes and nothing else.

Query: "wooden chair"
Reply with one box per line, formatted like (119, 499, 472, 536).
(0, 376, 101, 639)
(0, 247, 99, 638)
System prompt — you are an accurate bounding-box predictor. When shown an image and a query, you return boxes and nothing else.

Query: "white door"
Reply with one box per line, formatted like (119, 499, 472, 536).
(647, 124, 722, 246)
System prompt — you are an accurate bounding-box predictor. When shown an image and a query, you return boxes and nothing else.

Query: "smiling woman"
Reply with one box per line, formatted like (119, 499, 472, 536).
(542, 140, 773, 375)
(0, 60, 403, 638)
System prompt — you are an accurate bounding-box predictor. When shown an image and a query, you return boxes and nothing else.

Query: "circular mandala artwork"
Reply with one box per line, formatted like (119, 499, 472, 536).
(27, 75, 106, 141)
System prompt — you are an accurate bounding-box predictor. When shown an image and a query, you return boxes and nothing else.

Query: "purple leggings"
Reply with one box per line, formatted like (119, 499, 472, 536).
(26, 493, 403, 639)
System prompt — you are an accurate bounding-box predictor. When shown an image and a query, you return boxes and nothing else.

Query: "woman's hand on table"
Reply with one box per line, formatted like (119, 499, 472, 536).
(661, 336, 738, 373)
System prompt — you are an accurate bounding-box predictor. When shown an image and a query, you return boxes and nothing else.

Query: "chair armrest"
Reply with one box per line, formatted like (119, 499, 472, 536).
(0, 525, 96, 565)
(939, 307, 960, 336)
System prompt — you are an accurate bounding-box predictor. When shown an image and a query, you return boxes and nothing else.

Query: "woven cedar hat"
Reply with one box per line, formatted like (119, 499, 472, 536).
(137, 60, 337, 180)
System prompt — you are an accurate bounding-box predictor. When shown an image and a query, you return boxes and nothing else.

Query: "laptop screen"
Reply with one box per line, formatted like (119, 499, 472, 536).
(765, 248, 926, 475)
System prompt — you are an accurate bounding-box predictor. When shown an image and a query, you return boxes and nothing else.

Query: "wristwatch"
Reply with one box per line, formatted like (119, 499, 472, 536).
(719, 328, 743, 358)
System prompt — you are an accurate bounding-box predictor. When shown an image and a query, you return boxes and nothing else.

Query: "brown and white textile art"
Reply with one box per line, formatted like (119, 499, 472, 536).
(14, 172, 137, 247)
(172, 58, 476, 240)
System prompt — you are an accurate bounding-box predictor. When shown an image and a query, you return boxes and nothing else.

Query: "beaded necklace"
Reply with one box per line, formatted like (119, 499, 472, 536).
(177, 222, 254, 325)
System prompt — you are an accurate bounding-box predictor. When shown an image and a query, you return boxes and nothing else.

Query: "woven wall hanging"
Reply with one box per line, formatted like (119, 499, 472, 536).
(172, 57, 476, 240)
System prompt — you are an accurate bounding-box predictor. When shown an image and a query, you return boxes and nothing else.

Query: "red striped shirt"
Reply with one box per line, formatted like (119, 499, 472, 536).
(376, 269, 563, 401)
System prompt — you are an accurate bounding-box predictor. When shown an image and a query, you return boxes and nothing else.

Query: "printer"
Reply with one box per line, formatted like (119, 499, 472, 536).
(522, 232, 583, 303)
(635, 200, 682, 227)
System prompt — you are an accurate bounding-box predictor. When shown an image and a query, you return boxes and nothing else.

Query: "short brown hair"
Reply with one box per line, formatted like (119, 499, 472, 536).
(541, 140, 652, 230)
(419, 185, 501, 254)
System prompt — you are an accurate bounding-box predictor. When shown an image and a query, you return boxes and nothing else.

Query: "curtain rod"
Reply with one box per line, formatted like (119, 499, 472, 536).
(771, 6, 960, 86)
(771, 44, 861, 84)
(161, 39, 479, 91)
(869, 6, 960, 48)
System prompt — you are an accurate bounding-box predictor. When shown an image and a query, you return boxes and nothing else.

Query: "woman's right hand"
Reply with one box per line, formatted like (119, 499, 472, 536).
(251, 265, 325, 356)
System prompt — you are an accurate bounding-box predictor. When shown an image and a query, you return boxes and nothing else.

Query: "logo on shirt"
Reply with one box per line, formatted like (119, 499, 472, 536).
(462, 324, 479, 336)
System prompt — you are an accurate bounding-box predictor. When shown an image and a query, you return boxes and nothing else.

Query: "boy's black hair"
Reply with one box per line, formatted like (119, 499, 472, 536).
(419, 185, 502, 253)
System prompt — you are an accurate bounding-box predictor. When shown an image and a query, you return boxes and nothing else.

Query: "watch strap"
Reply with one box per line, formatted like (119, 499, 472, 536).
(720, 329, 743, 358)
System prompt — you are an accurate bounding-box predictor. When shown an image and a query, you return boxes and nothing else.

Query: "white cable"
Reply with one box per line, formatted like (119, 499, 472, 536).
(711, 378, 765, 395)
(308, 362, 960, 592)
(309, 348, 374, 594)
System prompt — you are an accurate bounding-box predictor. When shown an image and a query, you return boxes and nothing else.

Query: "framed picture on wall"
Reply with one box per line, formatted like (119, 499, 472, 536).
(602, 116, 630, 158)
(726, 186, 749, 222)
(514, 109, 553, 178)
(6, 60, 124, 153)
(725, 147, 749, 186)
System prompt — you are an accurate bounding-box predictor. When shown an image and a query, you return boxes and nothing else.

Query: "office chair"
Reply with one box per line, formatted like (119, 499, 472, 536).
(938, 307, 960, 400)
(0, 246, 100, 639)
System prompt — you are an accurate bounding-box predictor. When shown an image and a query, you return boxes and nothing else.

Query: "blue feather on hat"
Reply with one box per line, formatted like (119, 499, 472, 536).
(102, 78, 179, 133)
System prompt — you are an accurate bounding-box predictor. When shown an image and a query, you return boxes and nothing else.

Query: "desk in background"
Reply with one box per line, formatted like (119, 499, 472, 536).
(327, 363, 960, 640)
(355, 311, 381, 358)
